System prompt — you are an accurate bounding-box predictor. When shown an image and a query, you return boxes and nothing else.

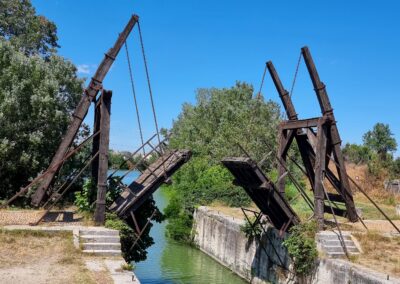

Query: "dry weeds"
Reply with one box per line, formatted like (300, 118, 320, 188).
(352, 231, 400, 277)
(0, 229, 110, 284)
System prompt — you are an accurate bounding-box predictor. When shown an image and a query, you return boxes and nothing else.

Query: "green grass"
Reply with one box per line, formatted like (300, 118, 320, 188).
(286, 188, 400, 221)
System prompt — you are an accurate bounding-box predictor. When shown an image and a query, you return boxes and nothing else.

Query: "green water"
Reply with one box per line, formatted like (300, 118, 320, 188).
(117, 170, 247, 284)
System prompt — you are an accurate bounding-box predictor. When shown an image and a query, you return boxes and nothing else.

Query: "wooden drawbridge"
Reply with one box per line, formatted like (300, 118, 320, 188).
(222, 157, 300, 231)
(109, 149, 191, 220)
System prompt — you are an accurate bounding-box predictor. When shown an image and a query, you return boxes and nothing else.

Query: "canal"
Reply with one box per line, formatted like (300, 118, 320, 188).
(118, 170, 247, 284)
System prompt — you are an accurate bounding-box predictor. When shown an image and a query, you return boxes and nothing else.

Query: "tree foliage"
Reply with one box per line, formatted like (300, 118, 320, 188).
(342, 143, 371, 164)
(0, 39, 83, 200)
(0, 0, 58, 56)
(363, 123, 397, 161)
(169, 82, 281, 163)
(164, 82, 282, 241)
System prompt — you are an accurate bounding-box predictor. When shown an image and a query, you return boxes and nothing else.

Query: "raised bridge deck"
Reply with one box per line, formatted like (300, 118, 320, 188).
(222, 157, 300, 231)
(110, 149, 191, 219)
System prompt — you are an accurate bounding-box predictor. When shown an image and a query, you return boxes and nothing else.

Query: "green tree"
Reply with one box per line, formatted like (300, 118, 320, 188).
(342, 143, 371, 164)
(390, 157, 400, 178)
(363, 123, 397, 161)
(0, 39, 83, 200)
(164, 82, 282, 241)
(0, 0, 58, 56)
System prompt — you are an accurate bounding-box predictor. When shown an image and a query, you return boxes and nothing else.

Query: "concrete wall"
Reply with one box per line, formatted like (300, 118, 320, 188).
(313, 259, 399, 284)
(193, 206, 292, 284)
(193, 206, 400, 284)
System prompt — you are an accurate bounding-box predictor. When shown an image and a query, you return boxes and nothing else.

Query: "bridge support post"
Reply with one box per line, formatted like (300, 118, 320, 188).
(314, 118, 328, 231)
(94, 90, 112, 225)
(91, 99, 101, 203)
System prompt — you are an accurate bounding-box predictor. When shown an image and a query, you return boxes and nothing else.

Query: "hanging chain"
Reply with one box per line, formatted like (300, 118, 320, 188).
(257, 63, 268, 99)
(289, 51, 302, 98)
(137, 21, 162, 150)
(137, 21, 168, 177)
(125, 41, 146, 156)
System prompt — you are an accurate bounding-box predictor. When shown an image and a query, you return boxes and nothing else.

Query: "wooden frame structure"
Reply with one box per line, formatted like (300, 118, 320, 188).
(267, 46, 358, 230)
(30, 15, 139, 207)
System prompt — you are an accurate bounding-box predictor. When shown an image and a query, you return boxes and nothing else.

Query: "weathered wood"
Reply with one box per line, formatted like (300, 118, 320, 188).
(31, 15, 139, 206)
(281, 117, 320, 130)
(110, 149, 191, 218)
(325, 193, 345, 203)
(277, 128, 295, 196)
(222, 157, 300, 230)
(94, 90, 112, 225)
(324, 205, 347, 218)
(301, 46, 358, 222)
(266, 61, 298, 120)
(91, 101, 101, 185)
(314, 119, 328, 230)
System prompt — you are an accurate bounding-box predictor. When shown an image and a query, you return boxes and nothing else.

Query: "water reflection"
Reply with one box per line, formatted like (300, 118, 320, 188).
(115, 170, 246, 284)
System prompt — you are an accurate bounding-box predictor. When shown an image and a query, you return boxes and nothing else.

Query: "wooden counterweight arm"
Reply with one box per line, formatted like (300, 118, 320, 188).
(31, 15, 139, 206)
(266, 61, 298, 120)
(301, 46, 358, 222)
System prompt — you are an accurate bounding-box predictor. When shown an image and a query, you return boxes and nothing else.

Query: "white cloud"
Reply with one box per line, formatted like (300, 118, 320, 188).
(77, 64, 90, 74)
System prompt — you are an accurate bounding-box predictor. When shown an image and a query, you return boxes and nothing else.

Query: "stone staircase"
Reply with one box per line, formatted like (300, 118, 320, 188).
(316, 231, 361, 258)
(79, 228, 122, 256)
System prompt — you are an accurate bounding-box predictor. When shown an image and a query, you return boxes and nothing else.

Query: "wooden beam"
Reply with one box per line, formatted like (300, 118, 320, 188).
(277, 128, 295, 196)
(281, 117, 320, 130)
(301, 46, 358, 222)
(91, 101, 101, 186)
(94, 90, 112, 225)
(314, 119, 328, 231)
(324, 205, 347, 218)
(325, 193, 345, 203)
(266, 61, 298, 120)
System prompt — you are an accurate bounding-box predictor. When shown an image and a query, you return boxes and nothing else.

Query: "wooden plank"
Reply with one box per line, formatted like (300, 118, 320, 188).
(325, 193, 345, 203)
(281, 117, 320, 130)
(222, 157, 300, 230)
(31, 15, 139, 206)
(324, 205, 347, 218)
(94, 90, 112, 225)
(110, 150, 191, 218)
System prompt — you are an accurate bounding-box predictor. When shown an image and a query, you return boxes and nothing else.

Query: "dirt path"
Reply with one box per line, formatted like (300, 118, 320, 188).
(0, 230, 109, 284)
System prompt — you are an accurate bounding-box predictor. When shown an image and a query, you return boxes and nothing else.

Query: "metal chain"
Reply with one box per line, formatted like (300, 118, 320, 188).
(125, 41, 146, 156)
(257, 63, 268, 99)
(137, 21, 161, 151)
(289, 51, 303, 98)
(137, 21, 167, 177)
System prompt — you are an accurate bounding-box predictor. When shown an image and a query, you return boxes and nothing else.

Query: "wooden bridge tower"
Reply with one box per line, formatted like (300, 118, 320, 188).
(267, 47, 358, 230)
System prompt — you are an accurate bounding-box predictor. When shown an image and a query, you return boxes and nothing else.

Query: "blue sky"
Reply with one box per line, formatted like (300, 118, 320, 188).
(32, 0, 400, 156)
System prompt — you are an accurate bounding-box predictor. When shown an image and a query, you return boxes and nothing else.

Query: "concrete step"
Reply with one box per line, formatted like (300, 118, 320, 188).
(326, 251, 360, 258)
(80, 229, 119, 237)
(82, 249, 121, 256)
(321, 240, 354, 246)
(323, 245, 359, 253)
(80, 235, 120, 243)
(317, 234, 352, 241)
(82, 243, 121, 250)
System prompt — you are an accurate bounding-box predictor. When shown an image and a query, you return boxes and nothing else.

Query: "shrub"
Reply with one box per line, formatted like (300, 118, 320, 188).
(282, 221, 318, 276)
(74, 179, 94, 212)
(240, 216, 262, 240)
